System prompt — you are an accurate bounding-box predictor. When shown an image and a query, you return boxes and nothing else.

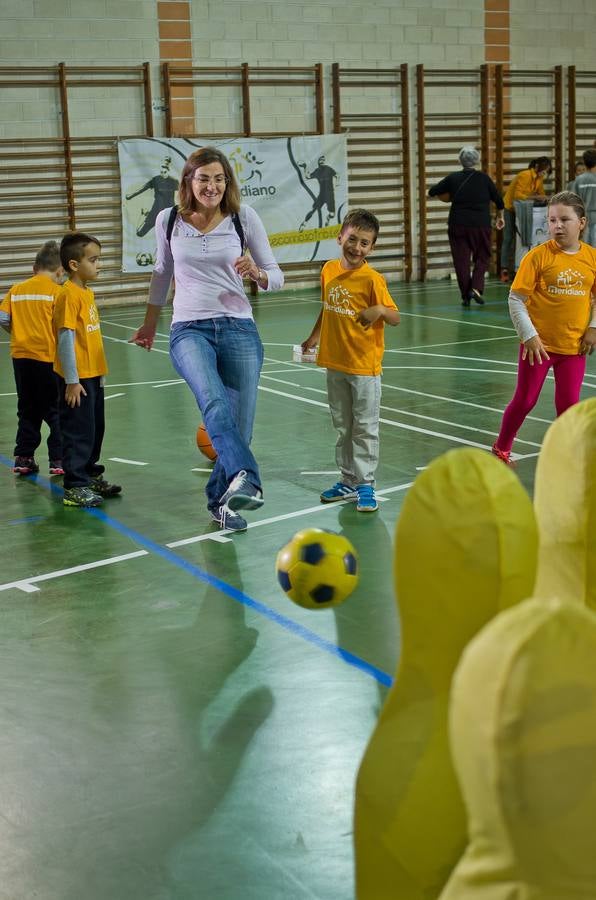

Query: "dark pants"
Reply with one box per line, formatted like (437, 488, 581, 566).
(447, 224, 492, 301)
(13, 357, 62, 460)
(58, 375, 105, 489)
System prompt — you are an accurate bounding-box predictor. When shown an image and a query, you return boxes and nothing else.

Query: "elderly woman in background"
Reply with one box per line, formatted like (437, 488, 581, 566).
(429, 147, 504, 308)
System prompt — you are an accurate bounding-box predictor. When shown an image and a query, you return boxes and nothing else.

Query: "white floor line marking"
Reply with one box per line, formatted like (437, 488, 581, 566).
(258, 383, 501, 451)
(105, 379, 182, 388)
(415, 466, 427, 470)
(0, 551, 149, 594)
(300, 471, 338, 475)
(397, 336, 513, 351)
(166, 481, 413, 548)
(258, 373, 542, 447)
(398, 310, 513, 331)
(514, 451, 541, 460)
(393, 349, 519, 367)
(152, 380, 184, 388)
(191, 467, 213, 473)
(104, 393, 125, 400)
(109, 457, 148, 466)
(101, 319, 171, 340)
(378, 382, 554, 423)
(381, 366, 519, 375)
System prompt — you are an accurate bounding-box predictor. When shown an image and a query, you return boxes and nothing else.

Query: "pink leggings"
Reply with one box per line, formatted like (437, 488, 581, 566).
(496, 347, 586, 452)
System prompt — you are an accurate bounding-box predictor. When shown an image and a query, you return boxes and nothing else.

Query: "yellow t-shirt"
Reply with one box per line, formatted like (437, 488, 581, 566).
(53, 279, 108, 379)
(0, 273, 61, 362)
(316, 259, 398, 376)
(503, 168, 545, 211)
(511, 239, 596, 354)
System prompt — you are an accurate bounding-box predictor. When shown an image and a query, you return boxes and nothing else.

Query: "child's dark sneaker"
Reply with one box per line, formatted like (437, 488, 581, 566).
(320, 482, 358, 503)
(219, 470, 263, 511)
(63, 486, 103, 507)
(49, 460, 64, 476)
(356, 483, 379, 512)
(89, 475, 122, 497)
(13, 456, 39, 475)
(210, 503, 248, 532)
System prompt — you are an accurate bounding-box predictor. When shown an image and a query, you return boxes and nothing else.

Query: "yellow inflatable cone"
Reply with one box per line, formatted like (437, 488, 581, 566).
(354, 448, 537, 899)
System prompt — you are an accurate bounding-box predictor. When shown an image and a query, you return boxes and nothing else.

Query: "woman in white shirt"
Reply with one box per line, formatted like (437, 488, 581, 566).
(131, 146, 284, 531)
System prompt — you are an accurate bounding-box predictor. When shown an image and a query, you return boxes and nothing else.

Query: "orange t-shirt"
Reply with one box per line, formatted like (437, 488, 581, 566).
(0, 273, 61, 362)
(503, 168, 545, 211)
(53, 279, 108, 379)
(511, 240, 596, 355)
(316, 259, 398, 376)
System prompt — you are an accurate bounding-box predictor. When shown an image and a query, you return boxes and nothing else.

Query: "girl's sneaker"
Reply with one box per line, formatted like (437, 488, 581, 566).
(13, 456, 39, 475)
(356, 483, 378, 512)
(491, 444, 515, 467)
(320, 482, 358, 503)
(49, 460, 64, 476)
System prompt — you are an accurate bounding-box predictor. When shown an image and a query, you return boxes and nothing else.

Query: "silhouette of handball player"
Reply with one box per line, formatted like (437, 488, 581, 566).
(125, 156, 178, 237)
(298, 156, 339, 231)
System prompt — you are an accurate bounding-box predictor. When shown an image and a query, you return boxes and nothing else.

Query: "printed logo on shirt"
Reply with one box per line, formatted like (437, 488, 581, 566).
(548, 269, 585, 296)
(87, 304, 101, 332)
(324, 284, 356, 318)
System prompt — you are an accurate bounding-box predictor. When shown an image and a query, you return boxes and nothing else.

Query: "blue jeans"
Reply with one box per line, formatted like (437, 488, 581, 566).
(169, 317, 264, 510)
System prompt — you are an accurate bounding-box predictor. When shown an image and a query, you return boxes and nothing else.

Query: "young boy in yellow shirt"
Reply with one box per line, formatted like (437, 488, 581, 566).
(54, 233, 121, 507)
(0, 240, 65, 476)
(301, 209, 400, 512)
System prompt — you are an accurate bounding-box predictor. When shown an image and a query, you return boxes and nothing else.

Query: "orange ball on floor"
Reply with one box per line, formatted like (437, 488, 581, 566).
(196, 423, 217, 461)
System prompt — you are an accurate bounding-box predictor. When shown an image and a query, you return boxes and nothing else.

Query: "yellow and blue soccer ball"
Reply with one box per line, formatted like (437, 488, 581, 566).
(276, 527, 359, 609)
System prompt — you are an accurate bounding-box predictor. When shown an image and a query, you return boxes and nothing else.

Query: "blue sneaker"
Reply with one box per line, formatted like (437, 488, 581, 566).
(356, 483, 378, 512)
(320, 482, 358, 504)
(219, 470, 264, 511)
(210, 503, 248, 532)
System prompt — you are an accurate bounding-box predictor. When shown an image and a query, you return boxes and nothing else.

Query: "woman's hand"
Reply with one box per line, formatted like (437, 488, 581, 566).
(522, 335, 550, 366)
(234, 255, 260, 281)
(495, 214, 505, 230)
(129, 324, 157, 351)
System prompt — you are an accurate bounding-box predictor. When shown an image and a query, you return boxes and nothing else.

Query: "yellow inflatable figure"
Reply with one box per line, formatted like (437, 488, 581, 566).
(440, 597, 596, 899)
(534, 397, 596, 609)
(354, 449, 538, 900)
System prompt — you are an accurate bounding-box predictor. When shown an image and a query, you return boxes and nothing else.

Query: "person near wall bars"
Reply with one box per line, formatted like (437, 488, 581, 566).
(429, 146, 504, 308)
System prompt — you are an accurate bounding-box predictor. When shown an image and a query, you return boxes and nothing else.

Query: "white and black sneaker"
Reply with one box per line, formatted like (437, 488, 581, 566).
(219, 470, 264, 511)
(210, 503, 248, 532)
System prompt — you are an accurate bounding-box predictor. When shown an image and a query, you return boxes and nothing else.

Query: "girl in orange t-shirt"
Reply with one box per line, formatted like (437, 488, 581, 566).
(492, 191, 596, 465)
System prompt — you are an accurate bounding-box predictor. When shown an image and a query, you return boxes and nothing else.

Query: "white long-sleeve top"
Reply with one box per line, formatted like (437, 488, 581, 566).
(147, 205, 284, 323)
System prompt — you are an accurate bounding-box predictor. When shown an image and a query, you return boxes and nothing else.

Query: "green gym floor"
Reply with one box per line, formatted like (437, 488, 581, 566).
(1, 279, 593, 900)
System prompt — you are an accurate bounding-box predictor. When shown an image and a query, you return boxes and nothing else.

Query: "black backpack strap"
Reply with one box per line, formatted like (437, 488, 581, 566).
(166, 204, 246, 252)
(166, 205, 178, 245)
(232, 211, 246, 253)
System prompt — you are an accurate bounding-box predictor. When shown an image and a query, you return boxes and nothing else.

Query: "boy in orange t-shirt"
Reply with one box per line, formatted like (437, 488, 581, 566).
(54, 233, 121, 507)
(301, 209, 400, 512)
(0, 240, 64, 476)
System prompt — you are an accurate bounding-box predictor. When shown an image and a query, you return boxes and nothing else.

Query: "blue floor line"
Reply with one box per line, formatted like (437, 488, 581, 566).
(1, 454, 393, 688)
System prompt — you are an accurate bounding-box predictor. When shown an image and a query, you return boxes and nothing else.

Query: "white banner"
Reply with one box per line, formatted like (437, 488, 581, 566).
(117, 135, 348, 272)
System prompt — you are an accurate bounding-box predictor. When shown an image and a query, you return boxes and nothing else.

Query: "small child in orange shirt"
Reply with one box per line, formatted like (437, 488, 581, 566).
(54, 233, 122, 507)
(492, 191, 596, 465)
(301, 209, 400, 512)
(0, 240, 64, 476)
